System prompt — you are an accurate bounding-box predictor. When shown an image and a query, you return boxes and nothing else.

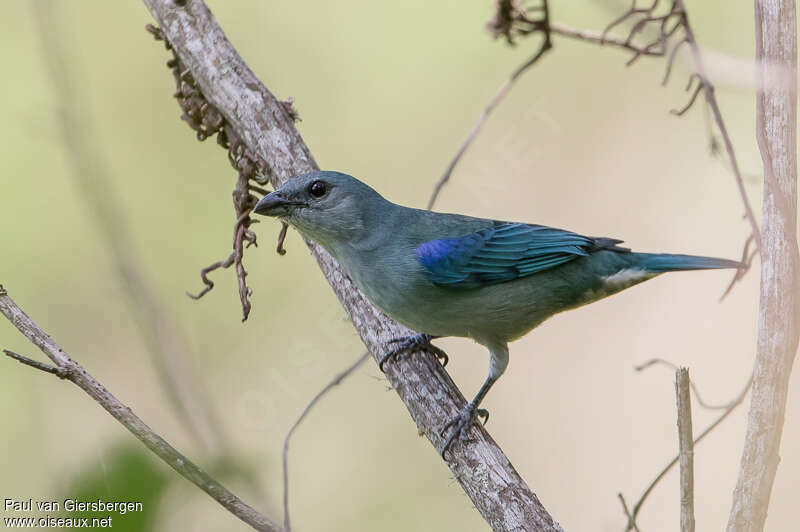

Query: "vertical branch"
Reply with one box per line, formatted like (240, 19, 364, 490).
(728, 0, 800, 529)
(675, 368, 695, 532)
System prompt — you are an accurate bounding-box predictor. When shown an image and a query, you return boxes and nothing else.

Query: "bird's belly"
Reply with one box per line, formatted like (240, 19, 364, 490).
(347, 251, 629, 345)
(360, 276, 556, 344)
(345, 247, 651, 344)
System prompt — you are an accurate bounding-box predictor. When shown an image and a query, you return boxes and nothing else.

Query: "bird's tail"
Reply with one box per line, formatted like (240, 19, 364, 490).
(631, 252, 743, 273)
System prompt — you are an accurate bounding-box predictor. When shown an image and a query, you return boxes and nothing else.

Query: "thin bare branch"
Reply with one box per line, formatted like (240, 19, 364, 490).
(675, 368, 695, 532)
(602, 0, 661, 40)
(662, 37, 689, 86)
(720, 233, 758, 301)
(0, 287, 279, 532)
(550, 23, 664, 56)
(282, 352, 370, 531)
(428, 35, 552, 209)
(670, 79, 704, 116)
(4, 349, 69, 378)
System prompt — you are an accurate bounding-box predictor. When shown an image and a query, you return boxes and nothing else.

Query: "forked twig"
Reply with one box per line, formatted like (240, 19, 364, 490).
(670, 77, 703, 116)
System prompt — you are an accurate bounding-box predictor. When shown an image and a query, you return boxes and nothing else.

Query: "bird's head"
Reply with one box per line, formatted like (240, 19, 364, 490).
(253, 170, 387, 248)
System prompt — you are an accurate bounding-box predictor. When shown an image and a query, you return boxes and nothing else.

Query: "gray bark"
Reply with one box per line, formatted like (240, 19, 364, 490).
(140, 1, 560, 530)
(675, 368, 695, 532)
(727, 0, 800, 529)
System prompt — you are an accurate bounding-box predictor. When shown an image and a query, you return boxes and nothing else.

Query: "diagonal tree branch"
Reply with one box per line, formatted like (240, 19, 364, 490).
(141, 1, 560, 530)
(0, 285, 279, 532)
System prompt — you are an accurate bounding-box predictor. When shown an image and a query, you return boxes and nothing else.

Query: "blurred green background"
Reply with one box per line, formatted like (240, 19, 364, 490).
(0, 1, 795, 530)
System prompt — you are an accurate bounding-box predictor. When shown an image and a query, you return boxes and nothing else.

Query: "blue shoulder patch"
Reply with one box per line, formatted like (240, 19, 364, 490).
(416, 222, 608, 288)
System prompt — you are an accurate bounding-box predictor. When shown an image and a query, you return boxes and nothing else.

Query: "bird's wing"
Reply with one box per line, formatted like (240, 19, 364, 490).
(415, 222, 627, 288)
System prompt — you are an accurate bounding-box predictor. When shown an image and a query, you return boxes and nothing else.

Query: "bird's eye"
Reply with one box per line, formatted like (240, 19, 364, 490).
(308, 180, 327, 198)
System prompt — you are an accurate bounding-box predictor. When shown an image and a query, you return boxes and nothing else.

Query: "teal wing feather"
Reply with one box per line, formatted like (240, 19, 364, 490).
(415, 222, 627, 288)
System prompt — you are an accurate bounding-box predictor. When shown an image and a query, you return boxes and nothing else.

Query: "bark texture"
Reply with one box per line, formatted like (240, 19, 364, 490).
(727, 1, 800, 530)
(140, 1, 560, 530)
(675, 368, 695, 532)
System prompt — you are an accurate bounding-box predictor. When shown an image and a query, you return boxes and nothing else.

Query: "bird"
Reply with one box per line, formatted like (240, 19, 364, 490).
(253, 170, 742, 457)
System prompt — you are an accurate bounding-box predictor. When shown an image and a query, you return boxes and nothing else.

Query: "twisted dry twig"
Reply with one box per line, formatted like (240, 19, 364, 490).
(147, 24, 292, 321)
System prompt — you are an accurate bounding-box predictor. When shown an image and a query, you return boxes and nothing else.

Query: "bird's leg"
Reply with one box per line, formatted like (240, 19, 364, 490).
(440, 342, 509, 459)
(379, 333, 448, 372)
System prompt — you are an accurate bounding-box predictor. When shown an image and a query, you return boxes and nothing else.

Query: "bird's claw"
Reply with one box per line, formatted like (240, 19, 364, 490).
(378, 333, 448, 372)
(439, 404, 489, 459)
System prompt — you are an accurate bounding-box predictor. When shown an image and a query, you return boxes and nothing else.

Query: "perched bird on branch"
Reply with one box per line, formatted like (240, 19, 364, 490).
(253, 170, 742, 457)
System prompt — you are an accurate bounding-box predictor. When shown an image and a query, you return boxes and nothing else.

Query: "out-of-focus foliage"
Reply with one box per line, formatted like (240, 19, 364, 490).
(63, 443, 168, 532)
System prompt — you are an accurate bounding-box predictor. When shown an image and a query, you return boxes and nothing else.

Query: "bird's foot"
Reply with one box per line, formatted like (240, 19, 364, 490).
(378, 333, 448, 372)
(439, 403, 489, 459)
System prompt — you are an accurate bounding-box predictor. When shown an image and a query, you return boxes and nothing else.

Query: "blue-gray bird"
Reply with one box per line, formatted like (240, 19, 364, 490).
(253, 171, 741, 457)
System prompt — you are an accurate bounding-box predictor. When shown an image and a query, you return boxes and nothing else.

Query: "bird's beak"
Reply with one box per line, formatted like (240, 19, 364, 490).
(253, 191, 303, 217)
